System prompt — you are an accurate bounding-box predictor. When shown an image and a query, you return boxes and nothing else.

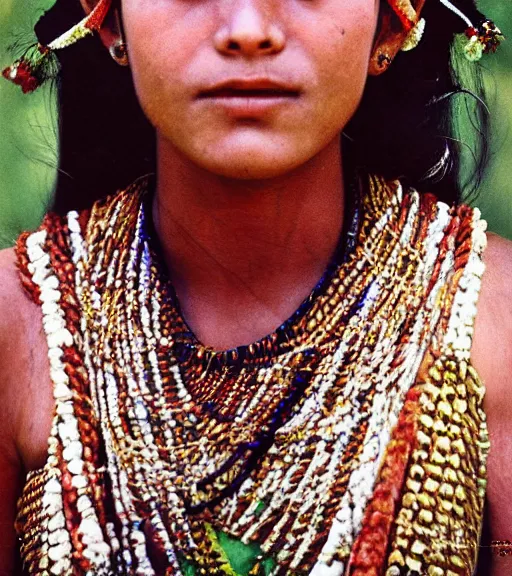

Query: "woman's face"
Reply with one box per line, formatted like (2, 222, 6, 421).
(121, 0, 380, 179)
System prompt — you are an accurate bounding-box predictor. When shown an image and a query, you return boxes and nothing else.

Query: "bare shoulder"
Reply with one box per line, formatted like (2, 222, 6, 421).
(0, 246, 23, 302)
(472, 233, 512, 574)
(0, 246, 55, 571)
(0, 247, 30, 427)
(0, 246, 53, 463)
(0, 247, 27, 572)
(472, 232, 512, 384)
(479, 232, 512, 307)
(0, 246, 38, 380)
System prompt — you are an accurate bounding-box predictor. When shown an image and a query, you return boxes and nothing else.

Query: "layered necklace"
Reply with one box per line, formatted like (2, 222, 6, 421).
(16, 174, 489, 576)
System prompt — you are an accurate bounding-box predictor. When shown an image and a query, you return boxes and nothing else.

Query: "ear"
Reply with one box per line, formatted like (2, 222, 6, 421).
(368, 0, 427, 76)
(79, 0, 124, 56)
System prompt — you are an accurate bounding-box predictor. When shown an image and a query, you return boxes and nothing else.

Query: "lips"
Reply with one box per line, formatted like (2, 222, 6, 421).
(200, 88, 298, 98)
(197, 79, 301, 99)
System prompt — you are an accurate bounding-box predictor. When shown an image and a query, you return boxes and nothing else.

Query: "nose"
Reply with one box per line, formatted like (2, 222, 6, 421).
(214, 0, 286, 57)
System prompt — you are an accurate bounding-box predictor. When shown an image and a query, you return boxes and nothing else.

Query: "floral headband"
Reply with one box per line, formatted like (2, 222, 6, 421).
(2, 0, 504, 94)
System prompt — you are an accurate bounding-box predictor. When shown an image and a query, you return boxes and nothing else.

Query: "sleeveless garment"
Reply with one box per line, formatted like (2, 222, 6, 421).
(14, 175, 490, 576)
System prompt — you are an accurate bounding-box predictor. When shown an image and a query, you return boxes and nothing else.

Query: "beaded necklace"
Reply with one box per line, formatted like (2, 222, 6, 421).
(15, 174, 489, 576)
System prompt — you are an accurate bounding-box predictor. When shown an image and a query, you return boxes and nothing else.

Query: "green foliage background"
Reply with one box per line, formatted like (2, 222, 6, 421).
(0, 1, 511, 248)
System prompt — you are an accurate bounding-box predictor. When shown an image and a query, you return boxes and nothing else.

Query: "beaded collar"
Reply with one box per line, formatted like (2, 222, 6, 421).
(15, 174, 490, 576)
(139, 172, 362, 372)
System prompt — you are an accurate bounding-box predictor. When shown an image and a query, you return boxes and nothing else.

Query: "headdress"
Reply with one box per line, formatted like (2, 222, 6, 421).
(2, 0, 504, 94)
(2, 0, 112, 93)
(388, 0, 504, 60)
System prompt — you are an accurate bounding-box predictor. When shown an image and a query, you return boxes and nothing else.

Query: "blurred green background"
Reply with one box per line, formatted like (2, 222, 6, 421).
(0, 1, 511, 248)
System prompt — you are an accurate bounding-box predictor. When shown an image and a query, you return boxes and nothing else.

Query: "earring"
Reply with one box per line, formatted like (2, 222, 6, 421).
(109, 40, 129, 66)
(377, 53, 393, 70)
(2, 0, 113, 93)
(401, 18, 426, 52)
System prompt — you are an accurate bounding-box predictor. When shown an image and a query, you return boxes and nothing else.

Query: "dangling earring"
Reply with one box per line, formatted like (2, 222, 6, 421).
(377, 53, 393, 71)
(109, 39, 129, 66)
(401, 18, 426, 52)
(2, 0, 113, 93)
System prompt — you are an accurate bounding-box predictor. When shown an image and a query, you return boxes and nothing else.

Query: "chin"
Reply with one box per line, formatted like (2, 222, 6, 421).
(200, 156, 303, 180)
(188, 135, 317, 180)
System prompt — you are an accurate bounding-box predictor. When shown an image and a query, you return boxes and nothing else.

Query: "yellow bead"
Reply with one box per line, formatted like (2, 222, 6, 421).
(444, 467, 458, 482)
(417, 431, 432, 447)
(438, 400, 453, 418)
(433, 419, 447, 433)
(424, 477, 440, 493)
(431, 451, 446, 465)
(453, 398, 467, 413)
(441, 384, 456, 400)
(410, 464, 425, 480)
(419, 509, 433, 523)
(405, 555, 422, 572)
(458, 361, 468, 381)
(455, 485, 466, 501)
(406, 479, 422, 493)
(452, 412, 462, 424)
(420, 414, 434, 428)
(413, 448, 429, 461)
(387, 549, 405, 567)
(435, 511, 449, 525)
(398, 507, 414, 522)
(402, 492, 417, 508)
(451, 438, 466, 455)
(444, 370, 457, 384)
(417, 493, 435, 508)
(450, 555, 466, 569)
(435, 436, 451, 453)
(411, 539, 427, 555)
(423, 382, 441, 400)
(478, 439, 491, 451)
(430, 366, 442, 382)
(456, 383, 467, 397)
(424, 464, 443, 479)
(439, 483, 454, 498)
(448, 453, 461, 469)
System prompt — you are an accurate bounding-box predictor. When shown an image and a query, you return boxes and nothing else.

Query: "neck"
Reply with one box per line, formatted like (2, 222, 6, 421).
(152, 136, 345, 350)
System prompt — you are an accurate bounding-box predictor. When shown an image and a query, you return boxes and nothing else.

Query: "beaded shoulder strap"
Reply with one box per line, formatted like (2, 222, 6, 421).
(347, 203, 489, 576)
(15, 210, 109, 575)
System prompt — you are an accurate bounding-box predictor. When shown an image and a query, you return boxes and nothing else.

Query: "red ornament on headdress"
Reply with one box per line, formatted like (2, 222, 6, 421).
(2, 0, 113, 93)
(386, 0, 419, 32)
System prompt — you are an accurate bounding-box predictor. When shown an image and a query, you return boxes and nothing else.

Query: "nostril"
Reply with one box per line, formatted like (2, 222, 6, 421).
(228, 40, 241, 51)
(260, 40, 272, 50)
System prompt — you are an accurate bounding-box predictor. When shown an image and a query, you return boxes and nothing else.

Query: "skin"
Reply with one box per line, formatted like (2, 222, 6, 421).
(0, 0, 511, 573)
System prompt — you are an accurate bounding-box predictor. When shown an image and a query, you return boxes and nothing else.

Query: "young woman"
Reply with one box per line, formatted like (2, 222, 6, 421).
(0, 0, 511, 574)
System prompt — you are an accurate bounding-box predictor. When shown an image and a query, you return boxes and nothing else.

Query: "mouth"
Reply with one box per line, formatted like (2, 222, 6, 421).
(195, 79, 302, 118)
(198, 88, 300, 99)
(197, 79, 302, 100)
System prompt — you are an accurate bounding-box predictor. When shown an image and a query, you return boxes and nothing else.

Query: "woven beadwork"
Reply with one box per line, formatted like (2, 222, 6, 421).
(14, 175, 489, 576)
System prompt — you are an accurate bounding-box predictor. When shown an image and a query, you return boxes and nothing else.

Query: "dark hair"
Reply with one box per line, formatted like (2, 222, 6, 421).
(35, 0, 491, 213)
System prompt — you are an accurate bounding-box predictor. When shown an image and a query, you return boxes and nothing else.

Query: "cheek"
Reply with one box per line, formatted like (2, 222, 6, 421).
(121, 5, 200, 130)
(308, 6, 377, 128)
